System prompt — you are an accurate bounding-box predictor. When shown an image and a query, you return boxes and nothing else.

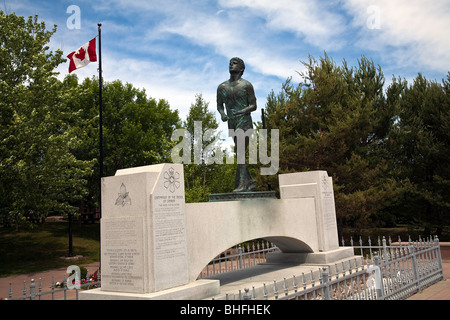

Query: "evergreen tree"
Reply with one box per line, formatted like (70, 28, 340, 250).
(265, 53, 400, 232)
(182, 94, 235, 202)
(387, 73, 450, 236)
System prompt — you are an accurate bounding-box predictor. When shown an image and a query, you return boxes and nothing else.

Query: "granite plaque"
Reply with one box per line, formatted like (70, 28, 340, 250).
(319, 172, 338, 232)
(152, 192, 189, 290)
(101, 216, 145, 293)
(99, 164, 189, 294)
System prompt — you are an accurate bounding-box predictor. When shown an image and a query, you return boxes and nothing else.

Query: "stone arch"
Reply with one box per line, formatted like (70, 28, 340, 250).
(195, 236, 314, 280)
(185, 198, 321, 281)
(262, 236, 314, 253)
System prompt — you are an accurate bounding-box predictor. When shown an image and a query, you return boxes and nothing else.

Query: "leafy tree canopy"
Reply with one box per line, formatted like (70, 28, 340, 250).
(265, 53, 449, 235)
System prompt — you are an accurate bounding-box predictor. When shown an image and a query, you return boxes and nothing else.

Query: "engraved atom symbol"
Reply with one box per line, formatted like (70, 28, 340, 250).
(164, 167, 180, 193)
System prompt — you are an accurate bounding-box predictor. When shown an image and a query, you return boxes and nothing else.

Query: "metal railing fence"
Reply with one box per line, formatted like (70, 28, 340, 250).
(5, 270, 101, 300)
(4, 241, 277, 300)
(3, 236, 444, 300)
(197, 240, 279, 279)
(230, 236, 444, 300)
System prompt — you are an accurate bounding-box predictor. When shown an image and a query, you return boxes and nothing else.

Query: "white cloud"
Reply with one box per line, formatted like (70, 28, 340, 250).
(343, 0, 450, 73)
(151, 1, 305, 82)
(219, 0, 347, 50)
(20, 0, 449, 132)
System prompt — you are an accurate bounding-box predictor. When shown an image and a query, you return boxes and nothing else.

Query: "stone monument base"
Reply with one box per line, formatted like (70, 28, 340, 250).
(266, 247, 355, 265)
(79, 279, 220, 300)
(84, 165, 352, 300)
(209, 191, 277, 202)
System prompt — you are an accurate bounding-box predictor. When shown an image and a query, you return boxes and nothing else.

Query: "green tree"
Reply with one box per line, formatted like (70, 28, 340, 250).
(70, 76, 181, 207)
(101, 80, 180, 175)
(265, 53, 400, 232)
(387, 73, 450, 236)
(0, 12, 93, 229)
(182, 94, 233, 202)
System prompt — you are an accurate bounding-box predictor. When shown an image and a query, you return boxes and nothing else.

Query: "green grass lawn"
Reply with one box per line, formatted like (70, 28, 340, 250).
(0, 222, 100, 277)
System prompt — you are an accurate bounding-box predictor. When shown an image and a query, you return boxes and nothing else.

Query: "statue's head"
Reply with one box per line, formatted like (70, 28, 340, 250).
(229, 57, 245, 76)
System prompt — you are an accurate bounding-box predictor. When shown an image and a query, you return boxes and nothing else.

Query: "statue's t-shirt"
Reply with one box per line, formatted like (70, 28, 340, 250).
(217, 78, 256, 131)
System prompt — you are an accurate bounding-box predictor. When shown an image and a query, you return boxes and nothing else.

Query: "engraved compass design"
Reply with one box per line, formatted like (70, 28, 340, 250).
(164, 167, 180, 193)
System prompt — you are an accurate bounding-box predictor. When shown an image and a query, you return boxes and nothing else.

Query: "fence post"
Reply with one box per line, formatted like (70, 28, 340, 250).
(63, 274, 67, 300)
(373, 254, 384, 300)
(410, 242, 420, 293)
(243, 288, 252, 300)
(257, 242, 261, 263)
(322, 268, 330, 300)
(51, 276, 55, 300)
(283, 278, 288, 297)
(238, 245, 243, 270)
(38, 278, 42, 300)
(293, 275, 298, 294)
(434, 236, 444, 281)
(263, 283, 268, 300)
(273, 280, 279, 299)
(382, 236, 390, 261)
(252, 243, 256, 266)
(30, 279, 36, 300)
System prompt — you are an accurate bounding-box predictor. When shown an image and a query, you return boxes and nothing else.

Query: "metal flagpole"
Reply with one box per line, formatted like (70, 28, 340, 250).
(97, 23, 103, 274)
(98, 22, 103, 218)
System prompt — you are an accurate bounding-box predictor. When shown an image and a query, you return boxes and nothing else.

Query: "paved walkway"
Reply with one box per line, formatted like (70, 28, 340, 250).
(406, 260, 450, 300)
(1, 261, 449, 300)
(0, 262, 100, 300)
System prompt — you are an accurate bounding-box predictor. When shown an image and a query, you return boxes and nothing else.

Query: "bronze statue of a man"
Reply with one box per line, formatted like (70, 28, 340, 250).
(217, 57, 257, 192)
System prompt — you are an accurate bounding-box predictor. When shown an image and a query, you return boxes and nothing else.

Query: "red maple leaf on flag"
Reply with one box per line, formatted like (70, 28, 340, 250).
(74, 47, 86, 61)
(67, 38, 97, 73)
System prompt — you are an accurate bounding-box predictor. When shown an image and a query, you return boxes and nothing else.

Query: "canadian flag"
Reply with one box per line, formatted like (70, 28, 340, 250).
(67, 37, 97, 73)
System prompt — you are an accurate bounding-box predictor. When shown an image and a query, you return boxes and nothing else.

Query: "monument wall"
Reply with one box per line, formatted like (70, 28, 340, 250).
(185, 197, 318, 281)
(279, 171, 339, 252)
(82, 164, 352, 299)
(100, 164, 189, 293)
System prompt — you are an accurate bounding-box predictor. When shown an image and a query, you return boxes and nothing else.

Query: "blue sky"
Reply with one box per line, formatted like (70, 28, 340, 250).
(5, 0, 450, 138)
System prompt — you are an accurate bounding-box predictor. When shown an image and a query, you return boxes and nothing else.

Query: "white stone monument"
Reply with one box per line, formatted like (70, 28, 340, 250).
(81, 164, 220, 299)
(80, 165, 353, 300)
(279, 170, 339, 252)
(100, 163, 190, 293)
